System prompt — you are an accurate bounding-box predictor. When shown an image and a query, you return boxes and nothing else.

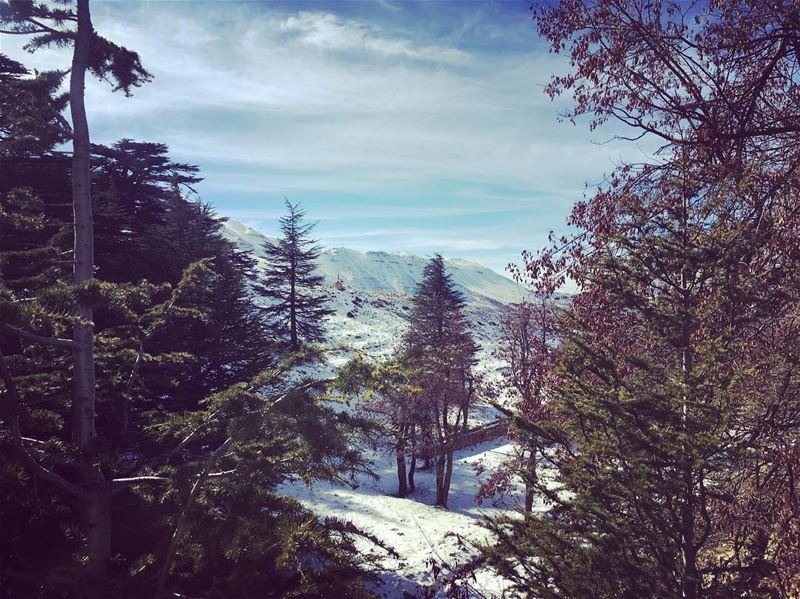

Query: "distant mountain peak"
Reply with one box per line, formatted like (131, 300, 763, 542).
(221, 218, 529, 306)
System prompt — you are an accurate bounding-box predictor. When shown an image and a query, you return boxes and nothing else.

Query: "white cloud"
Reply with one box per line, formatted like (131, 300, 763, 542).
(0, 1, 657, 270)
(3, 3, 634, 200)
(279, 11, 470, 65)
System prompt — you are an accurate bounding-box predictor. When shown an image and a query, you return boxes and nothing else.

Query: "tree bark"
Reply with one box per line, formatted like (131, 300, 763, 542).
(289, 254, 297, 348)
(441, 447, 454, 508)
(408, 453, 416, 493)
(408, 429, 417, 494)
(70, 0, 96, 449)
(68, 5, 111, 597)
(395, 424, 408, 498)
(396, 450, 408, 498)
(74, 472, 111, 599)
(288, 212, 298, 348)
(433, 447, 454, 509)
(680, 311, 699, 598)
(678, 168, 699, 599)
(524, 450, 537, 512)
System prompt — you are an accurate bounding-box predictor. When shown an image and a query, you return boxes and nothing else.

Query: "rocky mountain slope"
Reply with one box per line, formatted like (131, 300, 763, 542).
(221, 217, 520, 402)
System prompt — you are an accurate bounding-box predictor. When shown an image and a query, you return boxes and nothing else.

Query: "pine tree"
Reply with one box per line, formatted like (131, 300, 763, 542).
(336, 355, 424, 499)
(0, 11, 383, 598)
(405, 254, 478, 508)
(0, 54, 70, 157)
(91, 139, 201, 284)
(483, 164, 791, 597)
(255, 200, 332, 349)
(0, 3, 152, 594)
(478, 3, 800, 595)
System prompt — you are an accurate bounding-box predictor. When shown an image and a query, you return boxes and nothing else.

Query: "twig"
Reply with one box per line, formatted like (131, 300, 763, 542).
(411, 514, 491, 599)
(154, 437, 233, 599)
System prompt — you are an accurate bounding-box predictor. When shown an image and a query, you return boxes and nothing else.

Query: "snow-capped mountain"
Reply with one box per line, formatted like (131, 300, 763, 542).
(222, 219, 528, 306)
(222, 217, 516, 412)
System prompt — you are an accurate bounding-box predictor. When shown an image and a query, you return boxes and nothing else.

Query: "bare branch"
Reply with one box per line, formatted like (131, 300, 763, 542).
(112, 470, 236, 487)
(0, 349, 92, 501)
(155, 437, 234, 598)
(1, 323, 80, 350)
(111, 476, 168, 485)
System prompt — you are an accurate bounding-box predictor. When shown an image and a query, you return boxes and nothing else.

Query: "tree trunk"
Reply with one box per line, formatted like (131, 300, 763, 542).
(680, 465, 699, 599)
(434, 451, 446, 507)
(524, 450, 537, 512)
(289, 255, 297, 347)
(678, 173, 699, 599)
(461, 373, 472, 432)
(70, 0, 96, 448)
(396, 451, 408, 498)
(68, 4, 111, 597)
(680, 328, 699, 598)
(75, 476, 111, 599)
(408, 453, 416, 493)
(441, 447, 454, 508)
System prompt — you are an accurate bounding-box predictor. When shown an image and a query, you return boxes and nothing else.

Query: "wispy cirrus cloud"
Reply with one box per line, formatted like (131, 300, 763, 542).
(1, 1, 655, 276)
(279, 11, 470, 64)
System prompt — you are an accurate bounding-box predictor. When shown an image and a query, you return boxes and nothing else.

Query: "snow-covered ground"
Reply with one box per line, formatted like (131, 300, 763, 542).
(222, 218, 534, 596)
(323, 288, 506, 390)
(282, 436, 533, 598)
(294, 290, 525, 597)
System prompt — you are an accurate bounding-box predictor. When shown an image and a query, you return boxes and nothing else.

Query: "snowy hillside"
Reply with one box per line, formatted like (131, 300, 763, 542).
(221, 217, 524, 596)
(222, 216, 512, 403)
(282, 437, 532, 598)
(222, 219, 529, 306)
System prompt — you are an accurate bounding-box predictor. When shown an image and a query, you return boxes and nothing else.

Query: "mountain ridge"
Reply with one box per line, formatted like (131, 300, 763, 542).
(221, 218, 529, 306)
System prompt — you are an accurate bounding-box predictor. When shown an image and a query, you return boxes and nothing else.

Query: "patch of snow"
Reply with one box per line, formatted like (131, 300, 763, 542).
(221, 217, 537, 596)
(282, 437, 541, 597)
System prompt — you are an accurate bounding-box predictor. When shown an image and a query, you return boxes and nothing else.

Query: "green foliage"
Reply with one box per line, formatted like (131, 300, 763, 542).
(0, 49, 378, 597)
(0, 54, 69, 155)
(1, 1, 152, 95)
(254, 199, 333, 348)
(481, 174, 792, 597)
(110, 359, 383, 598)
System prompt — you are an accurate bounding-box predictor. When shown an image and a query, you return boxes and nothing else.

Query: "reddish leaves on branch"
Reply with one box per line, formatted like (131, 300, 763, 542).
(485, 0, 800, 593)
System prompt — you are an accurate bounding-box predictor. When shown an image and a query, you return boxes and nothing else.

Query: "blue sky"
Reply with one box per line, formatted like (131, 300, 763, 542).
(2, 0, 649, 276)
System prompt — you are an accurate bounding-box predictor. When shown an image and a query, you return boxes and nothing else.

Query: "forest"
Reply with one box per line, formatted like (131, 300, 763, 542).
(1, 0, 799, 598)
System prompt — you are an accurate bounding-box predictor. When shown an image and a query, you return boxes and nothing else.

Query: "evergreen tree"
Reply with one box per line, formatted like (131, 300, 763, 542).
(255, 200, 332, 349)
(405, 254, 478, 508)
(336, 355, 425, 499)
(483, 162, 800, 598)
(0, 54, 70, 157)
(479, 3, 800, 596)
(91, 139, 201, 283)
(0, 3, 152, 594)
(337, 256, 479, 505)
(0, 16, 379, 599)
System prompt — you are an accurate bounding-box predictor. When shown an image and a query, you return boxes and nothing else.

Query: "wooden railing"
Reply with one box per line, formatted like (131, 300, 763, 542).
(452, 419, 507, 451)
